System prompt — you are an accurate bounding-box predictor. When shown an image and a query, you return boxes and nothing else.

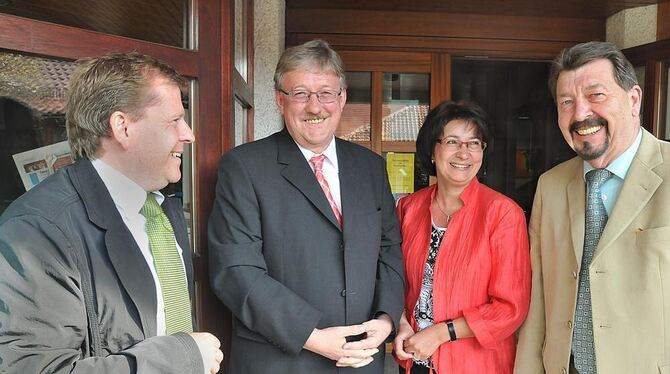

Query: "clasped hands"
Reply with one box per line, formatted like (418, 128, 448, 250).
(392, 313, 446, 362)
(304, 313, 393, 368)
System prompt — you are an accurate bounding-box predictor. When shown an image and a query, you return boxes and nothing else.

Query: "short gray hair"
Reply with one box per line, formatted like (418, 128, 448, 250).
(274, 39, 347, 91)
(548, 41, 638, 101)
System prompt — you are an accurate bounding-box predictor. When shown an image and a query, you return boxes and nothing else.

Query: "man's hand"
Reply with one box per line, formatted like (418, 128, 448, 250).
(392, 313, 414, 361)
(303, 325, 379, 368)
(343, 314, 393, 351)
(190, 332, 224, 374)
(336, 314, 393, 367)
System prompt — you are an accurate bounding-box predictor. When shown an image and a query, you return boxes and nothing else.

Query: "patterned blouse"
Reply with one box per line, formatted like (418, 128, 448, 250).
(412, 222, 446, 368)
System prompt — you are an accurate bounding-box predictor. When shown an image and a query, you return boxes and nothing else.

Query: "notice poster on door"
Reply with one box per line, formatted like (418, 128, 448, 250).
(12, 140, 73, 191)
(386, 152, 414, 197)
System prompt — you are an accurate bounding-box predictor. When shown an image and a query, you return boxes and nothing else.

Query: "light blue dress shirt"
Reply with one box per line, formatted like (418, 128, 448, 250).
(583, 129, 642, 216)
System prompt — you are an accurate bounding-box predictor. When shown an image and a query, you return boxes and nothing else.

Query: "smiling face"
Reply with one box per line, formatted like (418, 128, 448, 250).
(433, 119, 484, 190)
(555, 58, 642, 168)
(124, 77, 194, 191)
(275, 69, 346, 153)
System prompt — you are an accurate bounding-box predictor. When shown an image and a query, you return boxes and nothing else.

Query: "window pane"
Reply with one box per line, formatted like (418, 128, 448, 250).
(234, 0, 248, 80)
(234, 98, 248, 146)
(172, 80, 195, 251)
(452, 59, 574, 217)
(635, 65, 645, 125)
(338, 72, 371, 141)
(0, 52, 75, 213)
(1, 0, 190, 48)
(663, 60, 670, 140)
(0, 51, 195, 233)
(382, 73, 430, 141)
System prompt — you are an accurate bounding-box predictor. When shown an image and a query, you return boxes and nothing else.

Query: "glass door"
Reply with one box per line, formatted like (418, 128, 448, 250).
(451, 58, 574, 217)
(338, 51, 448, 201)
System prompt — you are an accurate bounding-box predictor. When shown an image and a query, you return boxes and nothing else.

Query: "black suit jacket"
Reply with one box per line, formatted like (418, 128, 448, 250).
(0, 159, 203, 373)
(209, 129, 405, 373)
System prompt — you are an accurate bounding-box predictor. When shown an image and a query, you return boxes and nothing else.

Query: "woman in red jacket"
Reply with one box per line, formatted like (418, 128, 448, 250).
(394, 101, 531, 374)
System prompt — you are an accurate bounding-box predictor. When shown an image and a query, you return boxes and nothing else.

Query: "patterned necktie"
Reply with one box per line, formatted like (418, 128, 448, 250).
(309, 154, 342, 226)
(572, 169, 612, 373)
(141, 194, 193, 334)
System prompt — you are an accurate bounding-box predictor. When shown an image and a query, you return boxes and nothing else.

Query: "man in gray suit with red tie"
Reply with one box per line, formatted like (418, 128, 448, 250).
(208, 39, 405, 373)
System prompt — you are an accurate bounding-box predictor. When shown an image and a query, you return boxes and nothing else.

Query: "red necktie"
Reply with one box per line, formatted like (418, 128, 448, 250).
(309, 154, 342, 226)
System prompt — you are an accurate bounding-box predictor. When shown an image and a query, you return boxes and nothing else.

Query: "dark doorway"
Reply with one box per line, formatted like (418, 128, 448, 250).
(452, 59, 575, 217)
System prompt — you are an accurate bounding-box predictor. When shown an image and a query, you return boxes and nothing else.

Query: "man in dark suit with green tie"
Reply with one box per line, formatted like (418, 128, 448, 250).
(0, 52, 222, 373)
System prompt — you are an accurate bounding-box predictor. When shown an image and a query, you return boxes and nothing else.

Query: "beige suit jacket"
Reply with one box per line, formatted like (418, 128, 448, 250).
(514, 129, 670, 374)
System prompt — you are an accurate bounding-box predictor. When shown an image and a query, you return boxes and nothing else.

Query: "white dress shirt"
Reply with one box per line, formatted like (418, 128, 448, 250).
(91, 158, 187, 336)
(296, 137, 342, 212)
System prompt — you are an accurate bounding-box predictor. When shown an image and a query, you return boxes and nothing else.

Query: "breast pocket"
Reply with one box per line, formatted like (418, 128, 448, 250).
(636, 226, 670, 257)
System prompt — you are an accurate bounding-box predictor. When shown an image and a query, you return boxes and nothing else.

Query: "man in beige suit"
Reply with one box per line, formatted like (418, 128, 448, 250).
(514, 41, 670, 374)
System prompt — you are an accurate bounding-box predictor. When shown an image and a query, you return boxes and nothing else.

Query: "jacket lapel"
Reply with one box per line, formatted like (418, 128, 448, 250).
(595, 130, 663, 259)
(70, 160, 157, 337)
(338, 139, 364, 235)
(277, 129, 341, 229)
(566, 163, 586, 265)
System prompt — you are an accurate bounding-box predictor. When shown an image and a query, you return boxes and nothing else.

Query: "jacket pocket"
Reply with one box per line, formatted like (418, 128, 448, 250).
(636, 226, 670, 251)
(235, 322, 268, 344)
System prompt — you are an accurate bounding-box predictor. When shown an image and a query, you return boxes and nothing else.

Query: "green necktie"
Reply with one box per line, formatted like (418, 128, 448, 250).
(141, 194, 193, 335)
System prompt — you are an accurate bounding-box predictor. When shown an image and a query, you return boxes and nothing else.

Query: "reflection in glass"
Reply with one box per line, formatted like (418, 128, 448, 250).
(452, 59, 574, 218)
(234, 0, 248, 80)
(664, 61, 670, 140)
(635, 65, 645, 125)
(382, 73, 430, 141)
(234, 98, 248, 146)
(338, 72, 371, 141)
(0, 52, 75, 213)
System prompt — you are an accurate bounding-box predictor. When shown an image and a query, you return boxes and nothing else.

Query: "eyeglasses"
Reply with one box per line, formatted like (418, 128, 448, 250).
(278, 89, 342, 104)
(437, 138, 487, 152)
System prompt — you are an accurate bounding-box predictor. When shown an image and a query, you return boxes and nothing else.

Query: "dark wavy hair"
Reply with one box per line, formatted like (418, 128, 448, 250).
(416, 100, 490, 176)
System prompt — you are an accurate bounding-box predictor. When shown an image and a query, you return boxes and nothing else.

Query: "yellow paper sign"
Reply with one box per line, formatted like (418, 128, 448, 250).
(386, 152, 415, 194)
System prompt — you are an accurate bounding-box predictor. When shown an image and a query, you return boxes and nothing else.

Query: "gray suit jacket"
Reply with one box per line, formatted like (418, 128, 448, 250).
(514, 129, 670, 373)
(209, 129, 404, 373)
(0, 159, 202, 373)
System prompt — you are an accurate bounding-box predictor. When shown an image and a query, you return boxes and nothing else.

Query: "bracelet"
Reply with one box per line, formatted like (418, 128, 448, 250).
(446, 319, 457, 341)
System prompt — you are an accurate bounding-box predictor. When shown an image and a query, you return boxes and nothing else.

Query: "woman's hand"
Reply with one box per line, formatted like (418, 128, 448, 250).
(392, 313, 415, 360)
(401, 322, 450, 361)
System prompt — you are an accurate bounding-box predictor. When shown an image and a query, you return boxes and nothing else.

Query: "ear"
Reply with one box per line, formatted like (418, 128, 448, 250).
(275, 90, 286, 115)
(109, 111, 132, 150)
(338, 88, 347, 111)
(630, 84, 642, 118)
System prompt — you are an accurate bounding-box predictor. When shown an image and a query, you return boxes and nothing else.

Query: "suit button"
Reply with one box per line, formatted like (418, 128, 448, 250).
(572, 271, 578, 279)
(561, 368, 567, 374)
(339, 242, 344, 250)
(567, 320, 573, 329)
(340, 289, 347, 297)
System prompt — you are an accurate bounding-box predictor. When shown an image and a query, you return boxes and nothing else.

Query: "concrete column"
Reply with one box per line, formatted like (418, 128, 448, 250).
(253, 0, 285, 140)
(606, 4, 657, 49)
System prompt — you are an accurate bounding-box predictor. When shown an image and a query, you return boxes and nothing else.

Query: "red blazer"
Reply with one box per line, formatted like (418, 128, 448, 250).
(396, 179, 531, 374)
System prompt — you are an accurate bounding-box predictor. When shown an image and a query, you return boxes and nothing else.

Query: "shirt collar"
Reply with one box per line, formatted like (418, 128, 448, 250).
(91, 158, 164, 215)
(295, 136, 339, 172)
(583, 128, 642, 181)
